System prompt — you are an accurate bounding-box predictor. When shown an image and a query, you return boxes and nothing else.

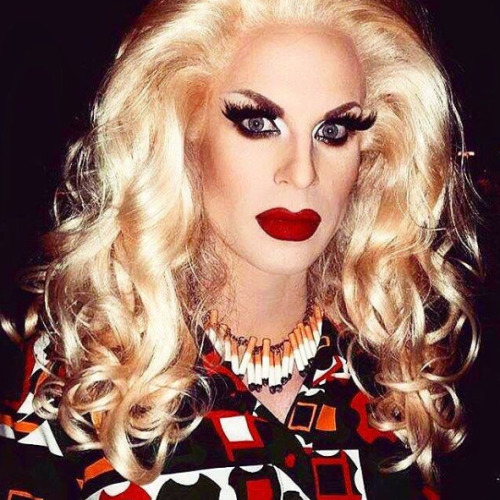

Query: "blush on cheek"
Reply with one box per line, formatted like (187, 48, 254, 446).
(201, 154, 230, 197)
(341, 154, 361, 189)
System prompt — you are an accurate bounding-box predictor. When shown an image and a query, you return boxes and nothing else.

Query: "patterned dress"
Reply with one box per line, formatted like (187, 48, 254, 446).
(0, 319, 439, 499)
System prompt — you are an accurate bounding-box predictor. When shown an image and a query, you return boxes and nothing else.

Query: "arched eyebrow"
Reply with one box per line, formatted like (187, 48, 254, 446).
(229, 89, 285, 118)
(323, 101, 362, 120)
(228, 88, 362, 121)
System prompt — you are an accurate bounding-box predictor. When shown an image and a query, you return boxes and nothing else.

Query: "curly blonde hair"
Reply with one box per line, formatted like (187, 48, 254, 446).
(4, 0, 482, 486)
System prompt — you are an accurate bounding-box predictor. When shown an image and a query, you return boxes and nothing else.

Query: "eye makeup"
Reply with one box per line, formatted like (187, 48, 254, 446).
(222, 98, 376, 145)
(313, 111, 376, 146)
(222, 100, 281, 138)
(228, 89, 285, 118)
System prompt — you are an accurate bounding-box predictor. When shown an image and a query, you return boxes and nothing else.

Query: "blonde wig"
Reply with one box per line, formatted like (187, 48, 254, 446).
(6, 0, 482, 486)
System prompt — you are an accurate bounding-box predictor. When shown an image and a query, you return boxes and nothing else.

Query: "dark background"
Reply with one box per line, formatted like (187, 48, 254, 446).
(1, 1, 499, 497)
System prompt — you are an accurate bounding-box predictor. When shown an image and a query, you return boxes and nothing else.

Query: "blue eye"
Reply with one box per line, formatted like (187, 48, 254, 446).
(222, 100, 376, 144)
(241, 117, 279, 134)
(314, 122, 349, 145)
(222, 101, 280, 139)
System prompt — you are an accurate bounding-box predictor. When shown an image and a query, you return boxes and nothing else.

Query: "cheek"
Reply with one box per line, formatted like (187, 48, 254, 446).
(318, 150, 360, 235)
(323, 148, 360, 201)
(340, 157, 360, 195)
(203, 129, 273, 205)
(201, 139, 256, 226)
(203, 128, 248, 187)
(202, 133, 235, 201)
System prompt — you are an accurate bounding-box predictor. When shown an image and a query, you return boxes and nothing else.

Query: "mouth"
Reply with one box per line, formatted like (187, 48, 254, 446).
(255, 208, 322, 242)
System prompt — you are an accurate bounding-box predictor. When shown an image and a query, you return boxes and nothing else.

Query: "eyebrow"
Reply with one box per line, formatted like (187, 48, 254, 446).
(229, 89, 285, 118)
(227, 88, 362, 121)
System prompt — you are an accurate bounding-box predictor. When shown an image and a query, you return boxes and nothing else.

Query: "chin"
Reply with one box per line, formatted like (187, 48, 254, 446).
(241, 244, 323, 276)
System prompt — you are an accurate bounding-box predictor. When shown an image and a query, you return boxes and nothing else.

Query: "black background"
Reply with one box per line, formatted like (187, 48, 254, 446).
(1, 1, 499, 497)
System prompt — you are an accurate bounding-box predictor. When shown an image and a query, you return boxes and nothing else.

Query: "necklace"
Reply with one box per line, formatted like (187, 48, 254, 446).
(202, 302, 323, 394)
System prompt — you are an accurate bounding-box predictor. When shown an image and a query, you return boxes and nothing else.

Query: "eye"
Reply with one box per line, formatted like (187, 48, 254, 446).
(240, 116, 279, 134)
(314, 121, 349, 145)
(222, 101, 281, 139)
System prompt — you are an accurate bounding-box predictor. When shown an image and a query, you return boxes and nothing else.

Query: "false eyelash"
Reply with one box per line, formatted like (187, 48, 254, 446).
(222, 100, 278, 122)
(327, 111, 377, 131)
(221, 100, 377, 142)
(223, 102, 376, 130)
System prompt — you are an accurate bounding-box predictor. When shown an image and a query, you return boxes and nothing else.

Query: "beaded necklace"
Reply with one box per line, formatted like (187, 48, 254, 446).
(202, 303, 323, 393)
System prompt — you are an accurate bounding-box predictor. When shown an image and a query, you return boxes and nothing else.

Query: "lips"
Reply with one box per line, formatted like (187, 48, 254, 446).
(256, 208, 322, 241)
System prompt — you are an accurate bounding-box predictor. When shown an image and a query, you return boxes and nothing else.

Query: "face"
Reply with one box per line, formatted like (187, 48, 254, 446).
(201, 27, 369, 276)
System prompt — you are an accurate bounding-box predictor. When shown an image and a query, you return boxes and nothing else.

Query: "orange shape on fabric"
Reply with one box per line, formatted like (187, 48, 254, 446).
(0, 413, 39, 434)
(83, 457, 115, 483)
(316, 405, 337, 431)
(288, 402, 318, 432)
(7, 490, 42, 500)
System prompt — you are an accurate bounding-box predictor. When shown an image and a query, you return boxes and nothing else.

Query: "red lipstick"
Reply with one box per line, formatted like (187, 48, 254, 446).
(256, 208, 321, 241)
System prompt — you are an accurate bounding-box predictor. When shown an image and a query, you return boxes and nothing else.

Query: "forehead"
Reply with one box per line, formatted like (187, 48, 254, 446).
(214, 26, 365, 109)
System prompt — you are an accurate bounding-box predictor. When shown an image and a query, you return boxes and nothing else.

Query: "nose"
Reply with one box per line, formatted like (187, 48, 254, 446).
(273, 133, 318, 189)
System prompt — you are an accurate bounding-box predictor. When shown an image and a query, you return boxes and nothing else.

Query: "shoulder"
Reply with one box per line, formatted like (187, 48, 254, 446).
(0, 332, 84, 498)
(0, 331, 64, 455)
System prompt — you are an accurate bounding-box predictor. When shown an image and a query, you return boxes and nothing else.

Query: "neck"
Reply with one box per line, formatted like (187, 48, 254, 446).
(214, 253, 309, 344)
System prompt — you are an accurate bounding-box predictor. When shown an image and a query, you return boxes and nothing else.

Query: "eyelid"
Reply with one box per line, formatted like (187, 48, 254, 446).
(222, 100, 375, 142)
(222, 100, 283, 137)
(312, 111, 376, 136)
(222, 100, 278, 121)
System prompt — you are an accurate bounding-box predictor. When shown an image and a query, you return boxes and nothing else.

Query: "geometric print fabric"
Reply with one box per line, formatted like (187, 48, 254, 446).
(0, 321, 439, 499)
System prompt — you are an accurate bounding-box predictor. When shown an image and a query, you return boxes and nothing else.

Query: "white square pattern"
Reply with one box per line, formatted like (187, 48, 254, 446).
(219, 415, 254, 442)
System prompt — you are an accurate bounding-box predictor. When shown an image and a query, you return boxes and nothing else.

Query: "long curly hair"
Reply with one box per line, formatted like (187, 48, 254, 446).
(3, 0, 482, 486)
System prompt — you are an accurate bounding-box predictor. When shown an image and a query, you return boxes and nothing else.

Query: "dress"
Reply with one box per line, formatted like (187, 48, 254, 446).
(0, 319, 439, 499)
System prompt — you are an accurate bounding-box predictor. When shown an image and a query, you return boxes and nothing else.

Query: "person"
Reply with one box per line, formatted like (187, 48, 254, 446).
(0, 0, 482, 498)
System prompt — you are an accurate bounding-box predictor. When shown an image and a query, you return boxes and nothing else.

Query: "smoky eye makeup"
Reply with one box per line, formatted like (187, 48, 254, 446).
(221, 97, 376, 145)
(222, 100, 281, 138)
(313, 111, 377, 146)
